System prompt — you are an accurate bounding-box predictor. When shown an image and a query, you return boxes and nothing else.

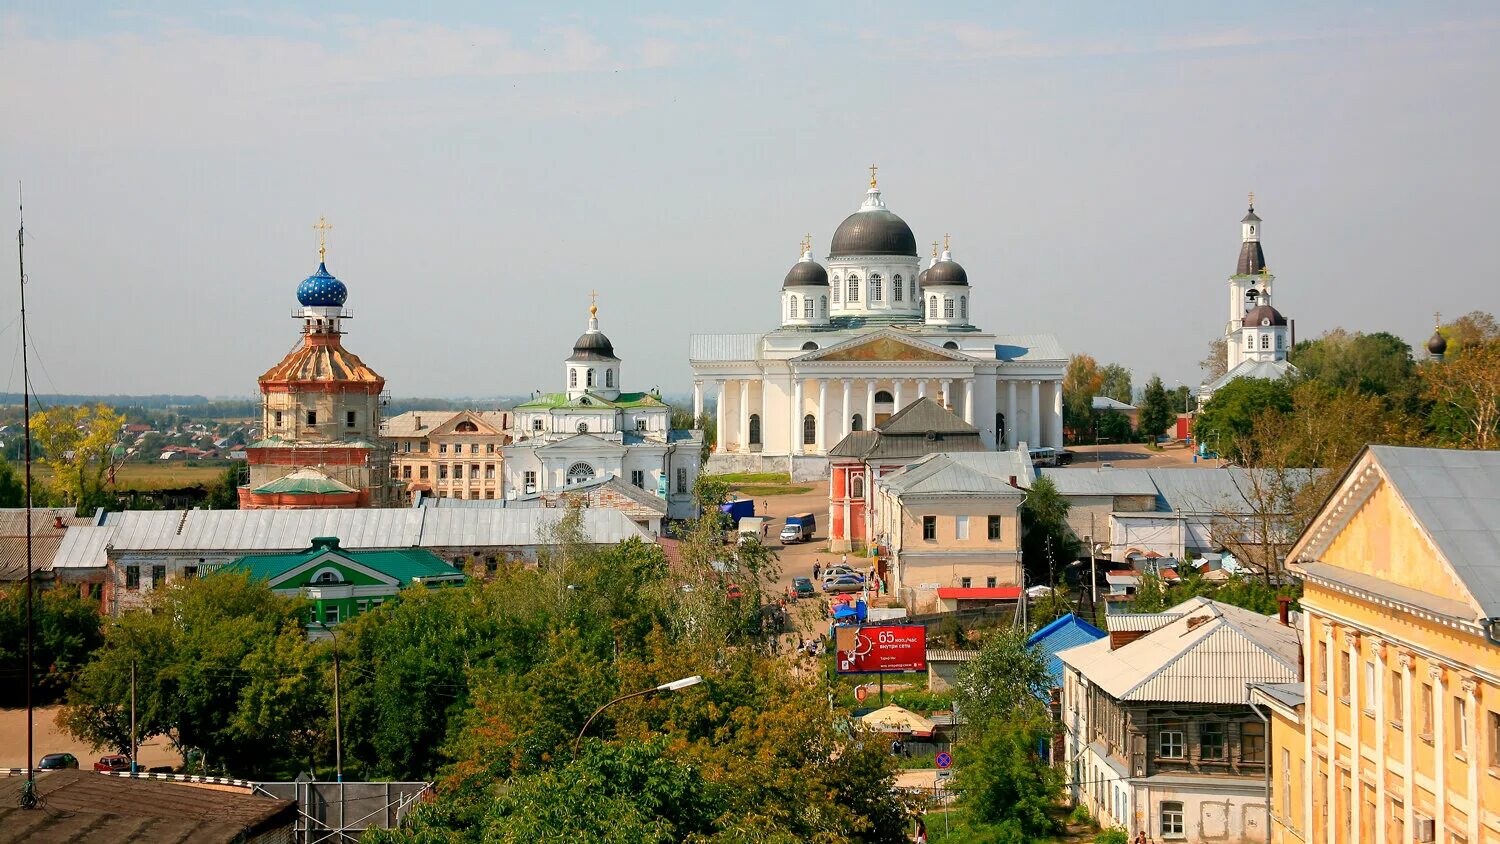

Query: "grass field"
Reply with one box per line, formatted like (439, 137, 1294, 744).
(707, 472, 791, 484)
(35, 462, 229, 492)
(736, 484, 812, 496)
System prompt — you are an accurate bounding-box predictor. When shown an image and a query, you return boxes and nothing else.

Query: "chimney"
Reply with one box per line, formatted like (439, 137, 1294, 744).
(53, 516, 64, 530)
(1008, 475, 1018, 488)
(1277, 595, 1291, 626)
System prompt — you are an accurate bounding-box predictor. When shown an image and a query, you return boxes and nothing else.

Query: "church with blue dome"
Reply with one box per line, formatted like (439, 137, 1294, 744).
(297, 263, 348, 308)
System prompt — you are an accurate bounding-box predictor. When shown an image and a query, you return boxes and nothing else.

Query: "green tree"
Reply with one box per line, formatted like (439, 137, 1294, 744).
(1020, 475, 1080, 585)
(1421, 338, 1500, 449)
(205, 462, 242, 509)
(1093, 409, 1134, 445)
(1439, 310, 1499, 350)
(1062, 354, 1103, 441)
(30, 403, 124, 510)
(1098, 364, 1132, 404)
(0, 456, 24, 507)
(953, 718, 1061, 843)
(1193, 377, 1294, 461)
(1290, 329, 1417, 402)
(0, 585, 104, 706)
(955, 625, 1053, 727)
(1138, 375, 1175, 440)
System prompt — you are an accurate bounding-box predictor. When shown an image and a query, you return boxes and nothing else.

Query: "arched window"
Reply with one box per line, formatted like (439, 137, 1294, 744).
(960, 296, 968, 320)
(875, 390, 893, 404)
(832, 277, 841, 303)
(312, 568, 342, 584)
(847, 275, 860, 302)
(569, 369, 577, 388)
(748, 414, 761, 445)
(802, 414, 816, 445)
(801, 341, 819, 351)
(851, 413, 864, 432)
(788, 296, 798, 320)
(820, 296, 827, 317)
(928, 296, 938, 319)
(804, 297, 813, 319)
(851, 474, 865, 498)
(586, 368, 596, 387)
(605, 369, 614, 388)
(566, 462, 594, 483)
(944, 298, 955, 318)
(577, 422, 589, 433)
(870, 274, 883, 302)
(455, 420, 478, 432)
(893, 274, 903, 301)
(910, 276, 917, 300)
(944, 341, 959, 350)
(1246, 333, 1254, 349)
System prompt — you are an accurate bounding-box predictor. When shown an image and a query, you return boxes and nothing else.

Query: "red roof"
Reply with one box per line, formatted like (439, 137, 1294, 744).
(936, 586, 1022, 600)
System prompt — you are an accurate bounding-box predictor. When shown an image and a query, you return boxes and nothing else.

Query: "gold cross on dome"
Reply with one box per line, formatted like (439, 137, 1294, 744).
(868, 163, 878, 188)
(931, 241, 939, 259)
(1248, 190, 1255, 209)
(312, 216, 333, 261)
(589, 290, 599, 316)
(944, 232, 951, 252)
(804, 232, 812, 254)
(1435, 311, 1442, 328)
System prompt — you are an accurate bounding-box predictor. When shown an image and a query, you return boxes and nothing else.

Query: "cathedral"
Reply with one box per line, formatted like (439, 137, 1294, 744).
(241, 220, 396, 508)
(503, 302, 703, 519)
(689, 171, 1067, 479)
(1198, 196, 1297, 403)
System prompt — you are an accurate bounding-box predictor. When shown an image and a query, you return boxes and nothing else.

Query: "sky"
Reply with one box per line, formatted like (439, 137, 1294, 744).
(1, 2, 1497, 400)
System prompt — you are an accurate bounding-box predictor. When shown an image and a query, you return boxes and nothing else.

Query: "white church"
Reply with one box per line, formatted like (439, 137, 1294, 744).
(503, 304, 703, 519)
(689, 171, 1067, 479)
(1198, 196, 1297, 403)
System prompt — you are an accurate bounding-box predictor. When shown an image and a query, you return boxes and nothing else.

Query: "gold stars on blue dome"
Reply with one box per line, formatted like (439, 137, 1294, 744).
(297, 262, 348, 307)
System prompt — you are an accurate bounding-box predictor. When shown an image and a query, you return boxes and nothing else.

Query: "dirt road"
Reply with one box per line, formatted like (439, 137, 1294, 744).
(0, 706, 181, 770)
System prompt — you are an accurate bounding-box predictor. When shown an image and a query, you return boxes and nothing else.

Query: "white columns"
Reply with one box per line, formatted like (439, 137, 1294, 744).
(738, 380, 750, 452)
(1029, 380, 1041, 448)
(1431, 663, 1447, 843)
(1464, 676, 1480, 844)
(976, 369, 997, 449)
(1345, 630, 1361, 838)
(940, 378, 951, 409)
(1400, 652, 1415, 844)
(894, 379, 905, 410)
(963, 379, 975, 424)
(841, 379, 853, 441)
(865, 380, 876, 428)
(1006, 380, 1018, 450)
(917, 379, 927, 399)
(792, 378, 804, 455)
(714, 380, 727, 453)
(817, 379, 828, 453)
(1051, 381, 1064, 449)
(692, 381, 703, 421)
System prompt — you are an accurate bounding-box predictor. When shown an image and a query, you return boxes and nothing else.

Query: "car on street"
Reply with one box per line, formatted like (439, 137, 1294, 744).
(821, 565, 857, 579)
(94, 754, 132, 772)
(821, 573, 865, 594)
(37, 753, 79, 770)
(791, 576, 816, 598)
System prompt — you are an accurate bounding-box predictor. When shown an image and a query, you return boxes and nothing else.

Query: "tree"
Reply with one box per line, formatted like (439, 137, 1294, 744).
(1192, 377, 1294, 462)
(1098, 364, 1132, 404)
(1290, 329, 1417, 402)
(1062, 354, 1103, 439)
(953, 718, 1061, 843)
(1440, 310, 1499, 350)
(955, 625, 1053, 726)
(1200, 337, 1228, 380)
(30, 403, 124, 510)
(1421, 339, 1500, 449)
(1093, 410, 1134, 445)
(1138, 375, 1175, 439)
(0, 586, 103, 706)
(205, 463, 242, 510)
(0, 457, 24, 507)
(1020, 475, 1081, 586)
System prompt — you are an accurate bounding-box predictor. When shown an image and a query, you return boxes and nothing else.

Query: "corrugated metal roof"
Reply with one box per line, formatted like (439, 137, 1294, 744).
(993, 334, 1067, 362)
(879, 452, 1029, 496)
(1059, 598, 1299, 705)
(1201, 358, 1297, 395)
(1091, 396, 1136, 411)
(382, 410, 510, 437)
(689, 333, 761, 362)
(925, 649, 979, 663)
(1040, 468, 1159, 497)
(1027, 613, 1106, 687)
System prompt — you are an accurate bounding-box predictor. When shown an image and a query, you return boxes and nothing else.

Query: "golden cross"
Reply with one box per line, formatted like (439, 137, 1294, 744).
(931, 240, 939, 259)
(868, 163, 878, 188)
(1248, 191, 1255, 209)
(944, 232, 951, 252)
(589, 289, 599, 312)
(1260, 265, 1270, 278)
(1435, 311, 1442, 328)
(312, 216, 333, 261)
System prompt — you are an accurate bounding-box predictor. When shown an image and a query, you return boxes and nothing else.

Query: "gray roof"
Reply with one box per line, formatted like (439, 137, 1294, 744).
(1251, 681, 1306, 711)
(382, 410, 510, 437)
(1041, 466, 1316, 516)
(1201, 357, 1297, 396)
(880, 451, 1030, 497)
(829, 208, 918, 258)
(926, 649, 980, 663)
(1091, 396, 1136, 412)
(424, 475, 668, 516)
(1366, 445, 1500, 619)
(828, 398, 985, 460)
(1237, 239, 1266, 275)
(993, 334, 1067, 363)
(689, 333, 761, 362)
(1039, 467, 1159, 497)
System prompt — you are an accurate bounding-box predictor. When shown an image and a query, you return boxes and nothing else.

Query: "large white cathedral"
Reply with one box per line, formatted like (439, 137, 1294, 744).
(689, 172, 1067, 479)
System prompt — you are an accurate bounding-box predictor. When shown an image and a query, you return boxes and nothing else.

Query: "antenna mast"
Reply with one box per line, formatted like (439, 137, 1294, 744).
(17, 187, 36, 808)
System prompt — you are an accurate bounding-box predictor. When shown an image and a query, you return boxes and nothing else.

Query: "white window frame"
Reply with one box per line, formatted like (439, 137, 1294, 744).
(1158, 729, 1185, 759)
(955, 515, 969, 540)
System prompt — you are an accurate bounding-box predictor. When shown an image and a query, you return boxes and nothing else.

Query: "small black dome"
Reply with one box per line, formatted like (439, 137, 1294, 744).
(829, 210, 918, 258)
(925, 259, 968, 287)
(571, 330, 617, 361)
(1427, 330, 1448, 356)
(783, 259, 828, 288)
(1243, 304, 1287, 327)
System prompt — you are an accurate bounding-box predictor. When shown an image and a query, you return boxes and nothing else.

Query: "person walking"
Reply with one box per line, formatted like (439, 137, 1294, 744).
(914, 817, 927, 844)
(813, 562, 821, 580)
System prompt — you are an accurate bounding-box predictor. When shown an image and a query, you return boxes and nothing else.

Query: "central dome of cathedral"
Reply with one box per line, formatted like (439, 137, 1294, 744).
(297, 263, 347, 307)
(828, 209, 918, 258)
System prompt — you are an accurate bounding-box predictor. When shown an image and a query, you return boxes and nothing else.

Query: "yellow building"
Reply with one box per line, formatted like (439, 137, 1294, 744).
(1258, 446, 1500, 844)
(382, 410, 511, 501)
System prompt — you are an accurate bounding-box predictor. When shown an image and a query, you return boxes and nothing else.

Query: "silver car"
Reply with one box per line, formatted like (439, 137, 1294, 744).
(821, 573, 865, 594)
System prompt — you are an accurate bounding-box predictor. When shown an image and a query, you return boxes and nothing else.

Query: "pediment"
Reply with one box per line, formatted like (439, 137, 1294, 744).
(796, 331, 972, 363)
(535, 433, 626, 454)
(430, 410, 503, 436)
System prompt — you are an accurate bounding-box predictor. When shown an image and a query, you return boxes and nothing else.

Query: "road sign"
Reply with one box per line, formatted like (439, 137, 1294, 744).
(935, 751, 952, 769)
(855, 685, 868, 702)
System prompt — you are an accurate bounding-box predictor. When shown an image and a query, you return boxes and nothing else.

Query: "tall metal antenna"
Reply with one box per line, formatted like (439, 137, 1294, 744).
(17, 184, 36, 809)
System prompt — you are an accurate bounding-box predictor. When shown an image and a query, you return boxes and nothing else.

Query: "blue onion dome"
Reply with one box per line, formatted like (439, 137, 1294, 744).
(297, 263, 348, 307)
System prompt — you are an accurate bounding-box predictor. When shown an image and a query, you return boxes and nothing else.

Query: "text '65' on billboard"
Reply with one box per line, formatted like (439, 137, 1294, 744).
(835, 625, 927, 674)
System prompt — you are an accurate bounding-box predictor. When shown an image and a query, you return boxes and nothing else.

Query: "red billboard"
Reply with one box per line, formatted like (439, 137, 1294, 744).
(834, 624, 927, 674)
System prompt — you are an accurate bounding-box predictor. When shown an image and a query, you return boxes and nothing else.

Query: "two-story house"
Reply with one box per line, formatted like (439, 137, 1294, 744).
(1058, 596, 1300, 842)
(382, 410, 511, 501)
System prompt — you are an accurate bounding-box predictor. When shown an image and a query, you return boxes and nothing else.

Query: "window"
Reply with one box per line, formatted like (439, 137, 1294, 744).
(453, 464, 464, 479)
(403, 441, 412, 453)
(151, 565, 165, 589)
(486, 443, 495, 453)
(577, 422, 589, 433)
(960, 296, 968, 320)
(851, 474, 864, 498)
(1242, 721, 1265, 762)
(346, 410, 356, 428)
(870, 274, 882, 301)
(1247, 333, 1255, 349)
(523, 470, 537, 490)
(1161, 801, 1185, 838)
(306, 410, 317, 426)
(875, 390, 893, 403)
(909, 276, 917, 300)
(456, 420, 478, 433)
(439, 443, 448, 454)
(313, 570, 340, 584)
(125, 565, 141, 590)
(566, 462, 594, 483)
(1389, 670, 1404, 726)
(631, 470, 645, 488)
(819, 296, 827, 317)
(676, 467, 687, 494)
(532, 418, 543, 432)
(606, 369, 615, 388)
(438, 464, 448, 479)
(323, 605, 339, 625)
(471, 464, 480, 480)
(1422, 683, 1435, 737)
(1261, 334, 1271, 349)
(1339, 651, 1350, 698)
(832, 277, 840, 303)
(586, 368, 595, 387)
(419, 466, 429, 480)
(1455, 697, 1469, 752)
(788, 296, 798, 320)
(358, 599, 369, 615)
(944, 297, 955, 318)
(402, 465, 412, 479)
(955, 515, 970, 540)
(802, 414, 816, 445)
(986, 576, 997, 588)
(988, 515, 1002, 540)
(960, 576, 971, 588)
(851, 413, 863, 432)
(922, 516, 936, 540)
(274, 410, 283, 427)
(181, 565, 198, 581)
(1489, 711, 1500, 767)
(847, 275, 860, 302)
(893, 274, 903, 300)
(928, 296, 938, 319)
(804, 297, 813, 318)
(1158, 727, 1185, 759)
(569, 369, 578, 388)
(636, 419, 646, 432)
(1200, 722, 1226, 760)
(748, 414, 761, 445)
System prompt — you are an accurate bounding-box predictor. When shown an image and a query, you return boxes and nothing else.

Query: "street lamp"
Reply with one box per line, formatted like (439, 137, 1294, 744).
(573, 675, 704, 757)
(314, 621, 343, 782)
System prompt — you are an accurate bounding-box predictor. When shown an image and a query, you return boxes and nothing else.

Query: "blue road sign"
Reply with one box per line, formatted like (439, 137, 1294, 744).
(935, 751, 952, 769)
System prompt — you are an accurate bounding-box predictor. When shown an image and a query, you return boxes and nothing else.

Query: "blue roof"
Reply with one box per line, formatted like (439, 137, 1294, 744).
(1027, 613, 1106, 688)
(297, 262, 348, 307)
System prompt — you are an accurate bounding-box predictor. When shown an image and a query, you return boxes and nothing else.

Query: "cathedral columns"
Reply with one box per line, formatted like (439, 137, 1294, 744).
(865, 380, 876, 428)
(940, 379, 951, 410)
(738, 380, 750, 453)
(841, 379, 852, 441)
(917, 380, 927, 400)
(792, 379, 804, 456)
(893, 380, 905, 410)
(963, 379, 974, 425)
(1006, 380, 1018, 450)
(714, 380, 727, 453)
(817, 379, 829, 453)
(1029, 380, 1041, 448)
(693, 381, 703, 422)
(1051, 381, 1064, 449)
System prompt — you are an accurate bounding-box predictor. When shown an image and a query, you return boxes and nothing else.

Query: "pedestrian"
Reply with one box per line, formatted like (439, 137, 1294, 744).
(1132, 832, 1146, 844)
(841, 554, 848, 566)
(813, 562, 821, 580)
(890, 739, 900, 756)
(762, 522, 769, 538)
(914, 817, 927, 844)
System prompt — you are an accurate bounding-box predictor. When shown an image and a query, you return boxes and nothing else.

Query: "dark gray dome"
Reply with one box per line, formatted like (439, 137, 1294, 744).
(1427, 330, 1448, 356)
(924, 259, 968, 287)
(1243, 304, 1287, 327)
(570, 330, 617, 361)
(783, 259, 828, 288)
(829, 210, 917, 258)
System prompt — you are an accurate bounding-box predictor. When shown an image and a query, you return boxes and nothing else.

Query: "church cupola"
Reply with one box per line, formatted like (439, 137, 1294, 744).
(921, 235, 972, 328)
(566, 296, 621, 400)
(1237, 192, 1266, 276)
(826, 166, 923, 320)
(1427, 314, 1448, 360)
(297, 217, 351, 338)
(782, 236, 831, 328)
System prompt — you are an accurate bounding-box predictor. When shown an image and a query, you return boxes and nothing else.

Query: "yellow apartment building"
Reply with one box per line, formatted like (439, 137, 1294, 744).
(1257, 446, 1500, 844)
(382, 410, 511, 501)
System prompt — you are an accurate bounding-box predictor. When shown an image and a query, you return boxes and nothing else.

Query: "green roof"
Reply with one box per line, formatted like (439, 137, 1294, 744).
(514, 391, 665, 410)
(227, 537, 463, 587)
(252, 470, 358, 495)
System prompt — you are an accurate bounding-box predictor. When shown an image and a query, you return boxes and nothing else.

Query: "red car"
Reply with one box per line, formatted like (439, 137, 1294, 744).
(94, 754, 131, 772)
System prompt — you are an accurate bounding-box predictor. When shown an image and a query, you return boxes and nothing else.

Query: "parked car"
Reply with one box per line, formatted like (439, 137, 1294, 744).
(1057, 449, 1076, 465)
(37, 753, 79, 770)
(791, 576, 816, 598)
(821, 574, 865, 594)
(822, 564, 857, 578)
(93, 754, 131, 772)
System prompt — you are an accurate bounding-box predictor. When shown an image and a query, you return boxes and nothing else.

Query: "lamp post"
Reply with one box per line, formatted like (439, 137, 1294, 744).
(574, 675, 703, 757)
(315, 621, 343, 782)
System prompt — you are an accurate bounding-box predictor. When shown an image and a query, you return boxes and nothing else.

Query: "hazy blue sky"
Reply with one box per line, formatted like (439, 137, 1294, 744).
(1, 2, 1496, 399)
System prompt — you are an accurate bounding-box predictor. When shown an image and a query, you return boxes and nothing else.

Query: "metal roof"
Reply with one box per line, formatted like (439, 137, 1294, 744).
(1058, 598, 1300, 705)
(1026, 613, 1106, 687)
(925, 649, 980, 663)
(688, 333, 761, 362)
(879, 452, 1029, 497)
(1091, 396, 1136, 412)
(381, 410, 510, 437)
(1201, 358, 1297, 395)
(1039, 467, 1159, 497)
(992, 334, 1067, 363)
(1251, 681, 1305, 711)
(50, 525, 115, 569)
(828, 398, 986, 460)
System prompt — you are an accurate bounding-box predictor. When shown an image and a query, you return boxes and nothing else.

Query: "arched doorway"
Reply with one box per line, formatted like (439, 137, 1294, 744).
(995, 412, 1007, 450)
(874, 390, 894, 426)
(748, 414, 761, 447)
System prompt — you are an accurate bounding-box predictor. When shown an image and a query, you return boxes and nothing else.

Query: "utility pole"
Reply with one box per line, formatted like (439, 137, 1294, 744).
(130, 659, 137, 773)
(18, 189, 37, 810)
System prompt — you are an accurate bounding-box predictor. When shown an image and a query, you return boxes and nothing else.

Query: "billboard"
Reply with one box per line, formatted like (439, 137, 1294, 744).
(834, 624, 927, 674)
